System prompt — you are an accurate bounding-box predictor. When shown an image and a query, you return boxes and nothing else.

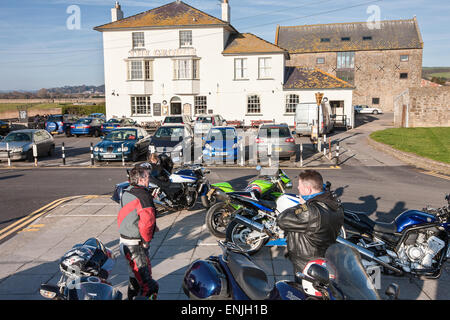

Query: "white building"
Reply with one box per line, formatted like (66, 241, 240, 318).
(94, 0, 354, 127)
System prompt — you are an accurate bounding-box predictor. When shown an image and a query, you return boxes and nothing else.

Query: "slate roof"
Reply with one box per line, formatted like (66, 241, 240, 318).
(94, 1, 234, 31)
(223, 33, 286, 55)
(284, 67, 354, 90)
(276, 18, 423, 53)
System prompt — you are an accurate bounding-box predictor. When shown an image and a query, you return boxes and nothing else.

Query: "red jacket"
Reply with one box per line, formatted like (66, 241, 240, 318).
(117, 186, 157, 243)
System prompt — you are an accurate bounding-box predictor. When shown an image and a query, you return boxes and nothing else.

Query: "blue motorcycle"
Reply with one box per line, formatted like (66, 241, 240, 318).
(338, 194, 450, 278)
(182, 241, 398, 300)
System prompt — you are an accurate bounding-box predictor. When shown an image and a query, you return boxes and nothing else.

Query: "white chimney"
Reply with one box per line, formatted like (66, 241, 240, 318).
(221, 0, 230, 23)
(111, 1, 124, 22)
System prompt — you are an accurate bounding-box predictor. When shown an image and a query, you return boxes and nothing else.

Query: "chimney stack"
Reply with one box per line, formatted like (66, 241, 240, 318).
(111, 1, 124, 22)
(221, 0, 230, 23)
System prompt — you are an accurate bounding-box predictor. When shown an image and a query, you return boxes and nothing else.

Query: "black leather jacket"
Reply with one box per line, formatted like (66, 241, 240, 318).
(276, 191, 344, 272)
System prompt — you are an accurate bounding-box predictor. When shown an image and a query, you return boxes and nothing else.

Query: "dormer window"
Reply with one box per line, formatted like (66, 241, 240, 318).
(363, 36, 372, 41)
(179, 30, 192, 48)
(132, 32, 145, 49)
(341, 37, 351, 41)
(320, 38, 330, 43)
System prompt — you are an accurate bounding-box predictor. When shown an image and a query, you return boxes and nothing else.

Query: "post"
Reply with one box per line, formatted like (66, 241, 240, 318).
(268, 143, 272, 167)
(62, 142, 66, 165)
(6, 143, 11, 167)
(300, 142, 303, 167)
(328, 139, 332, 160)
(335, 141, 340, 166)
(90, 142, 94, 166)
(318, 134, 322, 153)
(33, 144, 38, 167)
(121, 143, 125, 167)
(240, 139, 244, 167)
(323, 134, 327, 157)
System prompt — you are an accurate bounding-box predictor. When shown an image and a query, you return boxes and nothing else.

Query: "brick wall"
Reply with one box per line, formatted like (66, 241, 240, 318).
(288, 48, 423, 112)
(394, 87, 450, 127)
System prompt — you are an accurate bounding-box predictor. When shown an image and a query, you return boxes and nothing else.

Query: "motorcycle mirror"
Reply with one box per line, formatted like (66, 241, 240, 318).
(307, 264, 330, 287)
(40, 284, 61, 299)
(385, 283, 400, 300)
(256, 165, 262, 171)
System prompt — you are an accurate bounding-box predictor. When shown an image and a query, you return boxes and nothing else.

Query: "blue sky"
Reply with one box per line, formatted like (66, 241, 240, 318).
(0, 0, 449, 91)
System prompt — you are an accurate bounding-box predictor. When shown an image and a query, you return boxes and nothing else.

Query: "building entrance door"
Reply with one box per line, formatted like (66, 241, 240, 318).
(170, 97, 182, 115)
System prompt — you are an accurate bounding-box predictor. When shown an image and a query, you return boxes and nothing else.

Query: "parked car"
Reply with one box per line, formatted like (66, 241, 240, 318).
(101, 118, 137, 135)
(89, 113, 106, 120)
(0, 129, 55, 162)
(202, 126, 240, 163)
(45, 114, 79, 136)
(256, 123, 296, 160)
(193, 114, 227, 136)
(70, 117, 104, 137)
(93, 127, 151, 162)
(162, 115, 193, 126)
(148, 124, 194, 163)
(354, 105, 383, 115)
(294, 103, 333, 136)
(0, 120, 10, 136)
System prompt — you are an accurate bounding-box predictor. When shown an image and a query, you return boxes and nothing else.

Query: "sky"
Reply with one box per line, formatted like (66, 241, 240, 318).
(0, 0, 449, 91)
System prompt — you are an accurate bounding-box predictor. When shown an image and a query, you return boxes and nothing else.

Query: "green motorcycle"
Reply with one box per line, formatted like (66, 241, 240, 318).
(204, 167, 292, 238)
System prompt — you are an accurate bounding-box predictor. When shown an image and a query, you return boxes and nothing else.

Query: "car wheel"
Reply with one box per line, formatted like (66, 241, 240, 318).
(65, 130, 72, 137)
(373, 110, 379, 115)
(94, 130, 100, 137)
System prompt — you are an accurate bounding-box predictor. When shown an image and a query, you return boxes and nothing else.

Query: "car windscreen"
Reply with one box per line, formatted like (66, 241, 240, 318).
(76, 118, 93, 124)
(105, 130, 137, 141)
(154, 127, 184, 139)
(47, 116, 63, 122)
(164, 117, 182, 123)
(207, 128, 236, 141)
(4, 132, 32, 142)
(106, 119, 120, 124)
(196, 117, 212, 123)
(258, 127, 291, 138)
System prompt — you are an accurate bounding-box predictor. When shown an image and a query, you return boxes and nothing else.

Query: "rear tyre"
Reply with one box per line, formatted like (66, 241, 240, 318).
(205, 202, 234, 238)
(372, 110, 379, 115)
(225, 219, 266, 255)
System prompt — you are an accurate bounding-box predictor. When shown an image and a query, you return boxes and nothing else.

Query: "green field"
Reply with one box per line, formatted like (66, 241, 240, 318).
(370, 127, 450, 164)
(0, 103, 62, 112)
(428, 72, 450, 79)
(0, 103, 106, 116)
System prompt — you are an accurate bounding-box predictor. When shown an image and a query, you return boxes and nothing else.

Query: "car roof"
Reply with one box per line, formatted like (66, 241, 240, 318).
(9, 129, 41, 133)
(111, 126, 139, 130)
(259, 123, 288, 128)
(160, 123, 188, 128)
(208, 126, 235, 130)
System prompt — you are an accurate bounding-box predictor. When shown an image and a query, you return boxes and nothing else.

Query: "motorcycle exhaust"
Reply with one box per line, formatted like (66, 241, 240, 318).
(233, 214, 265, 233)
(336, 236, 403, 275)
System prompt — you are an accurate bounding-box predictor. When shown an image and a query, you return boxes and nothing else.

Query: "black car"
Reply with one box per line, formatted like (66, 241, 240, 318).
(0, 120, 10, 136)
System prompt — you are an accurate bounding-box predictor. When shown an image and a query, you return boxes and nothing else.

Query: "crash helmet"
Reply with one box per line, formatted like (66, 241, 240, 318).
(302, 259, 335, 297)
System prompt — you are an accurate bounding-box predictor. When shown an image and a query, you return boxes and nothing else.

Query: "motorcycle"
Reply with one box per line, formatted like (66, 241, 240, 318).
(182, 241, 398, 300)
(339, 194, 450, 278)
(205, 166, 292, 238)
(112, 163, 212, 211)
(39, 238, 122, 300)
(225, 182, 346, 255)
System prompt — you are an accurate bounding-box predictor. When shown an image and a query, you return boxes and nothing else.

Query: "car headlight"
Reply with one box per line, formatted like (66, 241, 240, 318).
(205, 143, 212, 150)
(118, 147, 129, 152)
(94, 147, 99, 152)
(12, 147, 23, 153)
(99, 148, 104, 152)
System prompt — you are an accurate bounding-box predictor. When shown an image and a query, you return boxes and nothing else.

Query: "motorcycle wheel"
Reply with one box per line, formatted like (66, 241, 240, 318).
(226, 219, 267, 255)
(205, 202, 235, 238)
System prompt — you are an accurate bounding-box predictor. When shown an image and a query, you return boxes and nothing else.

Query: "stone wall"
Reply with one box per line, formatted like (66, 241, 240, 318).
(394, 87, 450, 127)
(287, 48, 423, 112)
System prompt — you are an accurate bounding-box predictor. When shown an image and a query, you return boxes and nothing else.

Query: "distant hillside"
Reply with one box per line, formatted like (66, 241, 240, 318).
(422, 67, 450, 80)
(0, 85, 105, 99)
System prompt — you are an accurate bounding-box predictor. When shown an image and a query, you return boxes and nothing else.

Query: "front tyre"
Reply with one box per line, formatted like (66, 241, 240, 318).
(225, 219, 267, 255)
(205, 202, 234, 238)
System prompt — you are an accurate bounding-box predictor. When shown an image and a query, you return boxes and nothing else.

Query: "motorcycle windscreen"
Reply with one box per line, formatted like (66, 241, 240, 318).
(74, 282, 115, 300)
(325, 244, 381, 300)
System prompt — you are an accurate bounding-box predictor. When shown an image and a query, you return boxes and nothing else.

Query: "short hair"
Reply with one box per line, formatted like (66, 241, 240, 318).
(129, 166, 149, 186)
(147, 153, 158, 162)
(298, 170, 323, 191)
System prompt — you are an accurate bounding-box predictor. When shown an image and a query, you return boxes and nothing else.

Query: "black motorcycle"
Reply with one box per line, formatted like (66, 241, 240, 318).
(39, 238, 122, 300)
(339, 194, 450, 278)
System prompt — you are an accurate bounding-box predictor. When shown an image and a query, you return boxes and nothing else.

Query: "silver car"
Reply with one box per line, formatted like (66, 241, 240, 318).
(0, 129, 55, 161)
(193, 115, 226, 136)
(354, 105, 383, 114)
(256, 124, 296, 160)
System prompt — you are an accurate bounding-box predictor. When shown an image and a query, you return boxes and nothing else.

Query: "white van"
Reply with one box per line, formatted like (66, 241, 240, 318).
(294, 103, 333, 136)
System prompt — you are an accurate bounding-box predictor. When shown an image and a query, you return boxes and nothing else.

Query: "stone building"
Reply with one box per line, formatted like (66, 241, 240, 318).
(275, 18, 424, 112)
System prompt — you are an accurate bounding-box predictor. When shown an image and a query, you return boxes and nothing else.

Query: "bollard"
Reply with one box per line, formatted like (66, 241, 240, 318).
(240, 139, 244, 167)
(268, 143, 272, 167)
(335, 141, 340, 166)
(62, 142, 66, 165)
(323, 134, 327, 157)
(33, 144, 38, 167)
(121, 143, 125, 167)
(300, 143, 303, 167)
(90, 143, 94, 166)
(328, 139, 332, 160)
(318, 135, 322, 153)
(6, 143, 11, 167)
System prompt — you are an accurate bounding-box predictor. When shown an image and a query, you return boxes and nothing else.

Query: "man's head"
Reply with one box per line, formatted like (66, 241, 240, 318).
(129, 166, 150, 187)
(147, 153, 159, 164)
(298, 170, 323, 196)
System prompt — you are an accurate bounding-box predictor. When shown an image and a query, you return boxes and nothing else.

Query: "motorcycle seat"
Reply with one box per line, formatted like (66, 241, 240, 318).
(227, 251, 272, 300)
(258, 200, 277, 210)
(347, 211, 397, 234)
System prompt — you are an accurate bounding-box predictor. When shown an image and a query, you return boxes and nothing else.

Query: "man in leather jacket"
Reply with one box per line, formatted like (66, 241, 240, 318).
(276, 170, 344, 274)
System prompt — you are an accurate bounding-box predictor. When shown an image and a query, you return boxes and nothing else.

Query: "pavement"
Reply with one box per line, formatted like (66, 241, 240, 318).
(1, 195, 450, 300)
